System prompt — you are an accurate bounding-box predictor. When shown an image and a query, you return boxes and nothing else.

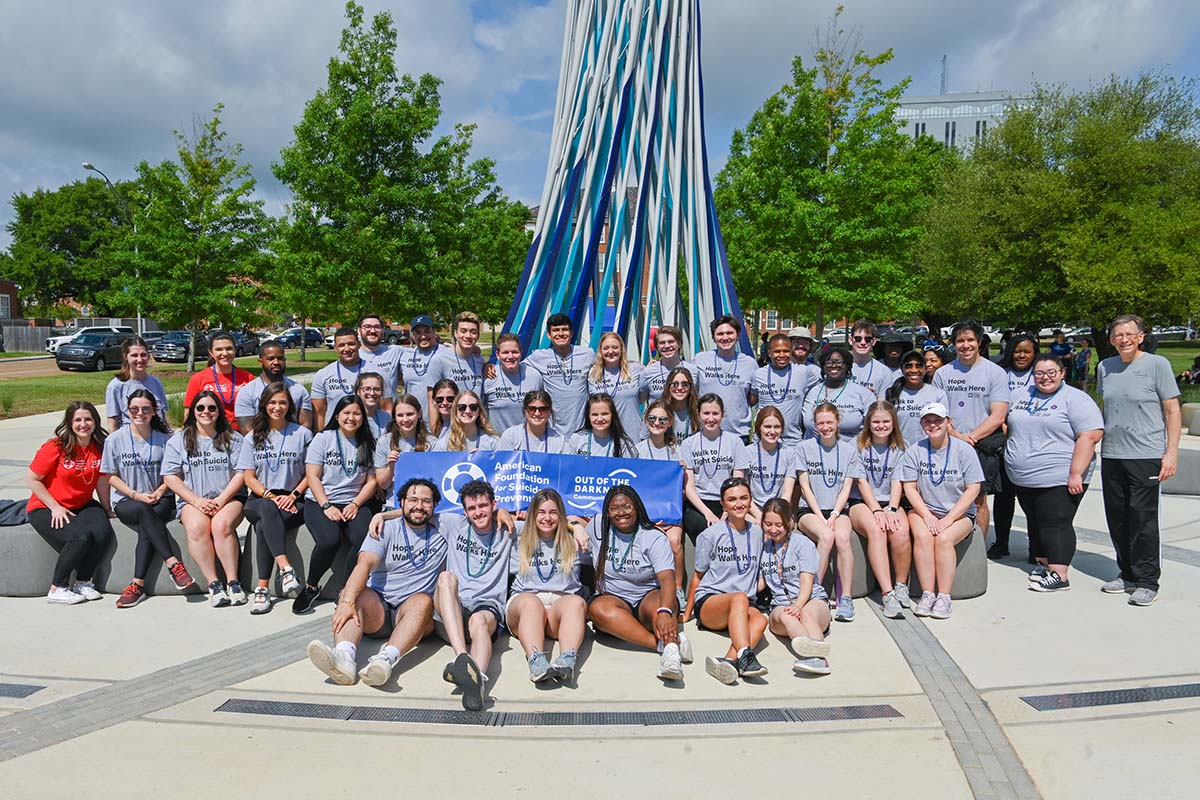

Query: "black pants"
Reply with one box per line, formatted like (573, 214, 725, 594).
(683, 499, 724, 541)
(1101, 458, 1162, 591)
(114, 496, 177, 581)
(1013, 484, 1084, 567)
(245, 496, 304, 582)
(28, 501, 114, 587)
(302, 498, 372, 587)
(992, 484, 1016, 547)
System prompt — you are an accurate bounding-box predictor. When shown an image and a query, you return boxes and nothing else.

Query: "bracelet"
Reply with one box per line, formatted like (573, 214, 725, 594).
(263, 490, 275, 499)
(656, 607, 674, 615)
(346, 500, 358, 508)
(872, 508, 884, 514)
(339, 598, 356, 606)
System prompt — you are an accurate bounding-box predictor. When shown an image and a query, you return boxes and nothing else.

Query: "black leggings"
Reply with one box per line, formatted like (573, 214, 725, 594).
(1013, 483, 1085, 566)
(114, 496, 177, 580)
(302, 498, 372, 587)
(245, 496, 304, 582)
(28, 501, 114, 587)
(683, 499, 724, 541)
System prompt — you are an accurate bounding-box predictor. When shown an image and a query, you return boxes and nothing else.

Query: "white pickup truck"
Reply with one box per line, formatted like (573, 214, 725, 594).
(45, 326, 134, 354)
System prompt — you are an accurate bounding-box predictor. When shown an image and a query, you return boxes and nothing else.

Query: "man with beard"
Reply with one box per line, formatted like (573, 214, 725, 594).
(234, 341, 314, 431)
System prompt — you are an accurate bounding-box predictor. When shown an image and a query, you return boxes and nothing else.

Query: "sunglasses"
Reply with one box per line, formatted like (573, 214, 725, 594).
(457, 403, 480, 412)
(646, 415, 670, 424)
(852, 335, 874, 343)
(194, 404, 219, 413)
(526, 405, 550, 414)
(435, 396, 455, 404)
(128, 406, 155, 416)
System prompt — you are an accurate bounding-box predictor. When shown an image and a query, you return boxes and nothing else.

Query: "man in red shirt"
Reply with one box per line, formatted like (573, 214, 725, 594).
(183, 332, 254, 429)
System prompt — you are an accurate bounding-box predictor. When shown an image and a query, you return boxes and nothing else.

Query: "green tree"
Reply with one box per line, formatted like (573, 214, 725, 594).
(715, 7, 946, 332)
(122, 104, 272, 370)
(917, 73, 1200, 349)
(272, 1, 528, 327)
(3, 178, 135, 318)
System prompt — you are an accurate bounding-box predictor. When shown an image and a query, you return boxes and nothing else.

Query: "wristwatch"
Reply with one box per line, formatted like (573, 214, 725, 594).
(320, 501, 333, 510)
(291, 489, 302, 498)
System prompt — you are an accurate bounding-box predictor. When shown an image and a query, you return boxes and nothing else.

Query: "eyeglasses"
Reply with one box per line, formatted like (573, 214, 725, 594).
(852, 335, 874, 343)
(358, 387, 382, 395)
(194, 405, 219, 413)
(526, 405, 550, 414)
(669, 380, 691, 388)
(359, 324, 382, 330)
(457, 403, 480, 412)
(1112, 332, 1141, 341)
(435, 396, 455, 404)
(128, 406, 154, 416)
(646, 415, 670, 424)
(1032, 370, 1061, 379)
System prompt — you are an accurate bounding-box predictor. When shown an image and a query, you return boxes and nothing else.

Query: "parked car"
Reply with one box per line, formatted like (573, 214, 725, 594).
(151, 330, 210, 363)
(323, 332, 337, 349)
(56, 332, 135, 372)
(45, 326, 134, 354)
(383, 327, 411, 345)
(140, 330, 167, 345)
(211, 330, 259, 357)
(254, 330, 277, 343)
(276, 327, 324, 349)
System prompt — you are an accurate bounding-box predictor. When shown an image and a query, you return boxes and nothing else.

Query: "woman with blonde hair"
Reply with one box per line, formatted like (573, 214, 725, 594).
(506, 489, 586, 683)
(435, 390, 499, 453)
(587, 331, 645, 440)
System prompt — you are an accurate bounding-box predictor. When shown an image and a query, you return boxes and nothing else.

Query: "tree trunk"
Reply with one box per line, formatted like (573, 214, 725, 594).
(299, 314, 308, 362)
(186, 322, 197, 372)
(815, 303, 825, 339)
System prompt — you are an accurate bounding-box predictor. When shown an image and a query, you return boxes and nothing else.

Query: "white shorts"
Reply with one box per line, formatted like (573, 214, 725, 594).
(505, 590, 572, 620)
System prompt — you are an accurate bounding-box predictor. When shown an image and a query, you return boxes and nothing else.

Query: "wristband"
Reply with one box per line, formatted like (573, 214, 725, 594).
(263, 490, 276, 499)
(339, 598, 356, 606)
(872, 508, 884, 514)
(656, 607, 673, 615)
(346, 500, 358, 508)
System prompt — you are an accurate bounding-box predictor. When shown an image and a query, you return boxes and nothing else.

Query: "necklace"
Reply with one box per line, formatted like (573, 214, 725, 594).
(724, 520, 753, 575)
(609, 527, 637, 572)
(408, 346, 435, 378)
(595, 366, 622, 395)
(1030, 386, 1062, 415)
(866, 442, 891, 485)
(534, 539, 558, 581)
(465, 525, 496, 578)
(211, 365, 238, 408)
(925, 438, 951, 486)
(712, 349, 738, 387)
(264, 426, 287, 473)
(764, 365, 793, 404)
(399, 518, 432, 569)
(586, 432, 612, 457)
(674, 408, 691, 438)
(335, 431, 359, 478)
(645, 440, 671, 460)
(129, 427, 159, 482)
(819, 380, 848, 405)
(700, 432, 724, 479)
(453, 349, 480, 391)
(756, 442, 782, 495)
(817, 439, 841, 488)
(854, 359, 874, 388)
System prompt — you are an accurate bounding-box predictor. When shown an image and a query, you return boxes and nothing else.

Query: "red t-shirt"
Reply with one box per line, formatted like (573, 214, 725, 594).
(183, 365, 255, 429)
(27, 438, 104, 512)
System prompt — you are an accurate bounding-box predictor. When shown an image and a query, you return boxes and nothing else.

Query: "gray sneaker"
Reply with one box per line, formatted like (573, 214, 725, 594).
(359, 651, 395, 687)
(1101, 578, 1134, 594)
(1028, 564, 1049, 583)
(793, 656, 831, 675)
(1128, 587, 1158, 607)
(528, 650, 552, 683)
(881, 590, 903, 619)
(549, 650, 577, 682)
(893, 582, 911, 608)
(913, 591, 936, 617)
(705, 656, 738, 685)
(790, 635, 831, 658)
(834, 595, 855, 622)
(931, 593, 952, 619)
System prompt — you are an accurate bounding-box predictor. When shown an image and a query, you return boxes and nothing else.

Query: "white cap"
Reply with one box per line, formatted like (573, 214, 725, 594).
(787, 326, 815, 341)
(919, 402, 949, 419)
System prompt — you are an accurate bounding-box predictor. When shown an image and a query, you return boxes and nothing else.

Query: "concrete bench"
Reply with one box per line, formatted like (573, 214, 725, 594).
(1163, 448, 1200, 496)
(906, 524, 988, 600)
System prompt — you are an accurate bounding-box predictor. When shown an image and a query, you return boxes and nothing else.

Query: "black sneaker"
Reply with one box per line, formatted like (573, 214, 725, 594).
(735, 648, 768, 678)
(292, 584, 321, 615)
(1029, 572, 1070, 593)
(986, 542, 1009, 560)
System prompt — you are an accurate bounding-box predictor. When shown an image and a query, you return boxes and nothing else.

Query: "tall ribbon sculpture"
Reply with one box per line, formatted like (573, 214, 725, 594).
(502, 0, 752, 360)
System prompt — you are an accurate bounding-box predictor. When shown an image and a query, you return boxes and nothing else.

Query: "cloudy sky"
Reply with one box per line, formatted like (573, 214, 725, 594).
(2, 0, 1199, 251)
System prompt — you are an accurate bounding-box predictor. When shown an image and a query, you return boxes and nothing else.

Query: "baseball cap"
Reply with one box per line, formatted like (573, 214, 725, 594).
(411, 314, 434, 329)
(919, 402, 949, 419)
(787, 326, 815, 342)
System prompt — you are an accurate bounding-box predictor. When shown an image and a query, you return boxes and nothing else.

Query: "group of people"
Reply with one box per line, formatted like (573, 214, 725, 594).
(22, 309, 1180, 703)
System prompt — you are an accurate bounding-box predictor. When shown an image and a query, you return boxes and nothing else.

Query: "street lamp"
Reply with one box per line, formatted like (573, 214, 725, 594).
(82, 162, 142, 334)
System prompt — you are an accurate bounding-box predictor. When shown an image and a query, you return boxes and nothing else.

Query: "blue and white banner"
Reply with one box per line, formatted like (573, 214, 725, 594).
(392, 451, 683, 523)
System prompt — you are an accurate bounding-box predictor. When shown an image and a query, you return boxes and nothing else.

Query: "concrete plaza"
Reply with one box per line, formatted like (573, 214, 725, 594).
(1, 409, 1198, 798)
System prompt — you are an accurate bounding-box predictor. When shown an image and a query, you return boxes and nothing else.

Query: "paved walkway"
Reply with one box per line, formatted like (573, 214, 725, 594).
(2, 414, 1199, 797)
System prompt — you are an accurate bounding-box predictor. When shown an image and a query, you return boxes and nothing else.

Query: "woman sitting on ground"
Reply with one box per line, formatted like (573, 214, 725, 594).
(760, 498, 832, 675)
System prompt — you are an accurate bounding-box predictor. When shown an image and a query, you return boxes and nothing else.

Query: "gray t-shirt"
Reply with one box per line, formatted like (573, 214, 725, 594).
(691, 350, 759, 436)
(372, 431, 423, 468)
(796, 437, 864, 510)
(359, 343, 405, 400)
(635, 439, 681, 463)
(105, 376, 169, 428)
(853, 443, 904, 504)
(760, 532, 825, 607)
(850, 358, 892, 398)
(509, 534, 583, 595)
(743, 442, 800, 506)
(800, 380, 876, 442)
(639, 359, 695, 401)
(525, 346, 596, 435)
(396, 344, 443, 414)
(361, 517, 448, 606)
(587, 516, 674, 604)
(679, 431, 750, 500)
(932, 358, 1009, 434)
(483, 365, 544, 432)
(304, 429, 374, 504)
(496, 424, 566, 454)
(431, 430, 499, 453)
(311, 360, 364, 424)
(893, 383, 949, 447)
(442, 514, 516, 615)
(233, 375, 313, 422)
(365, 408, 391, 440)
(588, 363, 645, 440)
(101, 426, 171, 507)
(1005, 385, 1104, 488)
(161, 430, 245, 509)
(671, 406, 696, 440)
(753, 364, 817, 445)
(236, 423, 313, 491)
(1007, 368, 1033, 393)
(427, 347, 484, 397)
(897, 438, 985, 518)
(695, 520, 765, 601)
(565, 431, 629, 458)
(1097, 353, 1180, 460)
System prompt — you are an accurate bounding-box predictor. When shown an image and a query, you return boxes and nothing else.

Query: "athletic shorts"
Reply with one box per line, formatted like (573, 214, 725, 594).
(589, 590, 652, 618)
(505, 590, 574, 620)
(433, 602, 504, 642)
(365, 588, 399, 639)
(693, 592, 755, 632)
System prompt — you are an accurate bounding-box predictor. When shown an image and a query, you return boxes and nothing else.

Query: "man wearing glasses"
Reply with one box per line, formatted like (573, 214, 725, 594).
(1097, 314, 1181, 606)
(357, 313, 403, 412)
(847, 319, 892, 398)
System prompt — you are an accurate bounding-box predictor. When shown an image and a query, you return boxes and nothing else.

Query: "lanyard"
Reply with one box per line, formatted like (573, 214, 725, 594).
(764, 365, 793, 403)
(925, 438, 951, 486)
(724, 520, 753, 575)
(700, 432, 725, 479)
(818, 439, 841, 488)
(534, 539, 558, 581)
(609, 528, 637, 572)
(756, 442, 782, 495)
(400, 518, 432, 568)
(465, 526, 496, 578)
(335, 432, 359, 478)
(210, 365, 238, 407)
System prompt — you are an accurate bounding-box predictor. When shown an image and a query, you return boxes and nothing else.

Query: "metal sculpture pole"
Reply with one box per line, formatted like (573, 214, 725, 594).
(501, 0, 752, 360)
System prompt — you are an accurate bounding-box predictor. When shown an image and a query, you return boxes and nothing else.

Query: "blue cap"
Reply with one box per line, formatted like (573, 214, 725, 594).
(411, 314, 434, 329)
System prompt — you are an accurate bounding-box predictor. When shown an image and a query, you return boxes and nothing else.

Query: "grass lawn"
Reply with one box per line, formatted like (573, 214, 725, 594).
(0, 352, 43, 359)
(0, 349, 339, 420)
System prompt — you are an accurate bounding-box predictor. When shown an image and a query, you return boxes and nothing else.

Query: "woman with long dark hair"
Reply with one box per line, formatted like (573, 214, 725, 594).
(496, 390, 566, 453)
(660, 365, 699, 440)
(428, 378, 460, 442)
(296, 395, 378, 614)
(161, 391, 247, 607)
(372, 393, 433, 503)
(102, 390, 193, 608)
(887, 350, 949, 446)
(105, 337, 169, 431)
(26, 401, 114, 604)
(565, 393, 636, 457)
(240, 383, 313, 613)
(182, 331, 254, 430)
(680, 394, 749, 541)
(989, 333, 1041, 560)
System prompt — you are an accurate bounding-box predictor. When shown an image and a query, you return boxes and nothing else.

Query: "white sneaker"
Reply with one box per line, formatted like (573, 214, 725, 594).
(677, 632, 694, 664)
(359, 652, 395, 687)
(208, 580, 230, 608)
(47, 586, 86, 605)
(250, 587, 272, 615)
(307, 640, 358, 685)
(657, 643, 684, 681)
(279, 567, 301, 596)
(791, 635, 831, 658)
(71, 580, 102, 601)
